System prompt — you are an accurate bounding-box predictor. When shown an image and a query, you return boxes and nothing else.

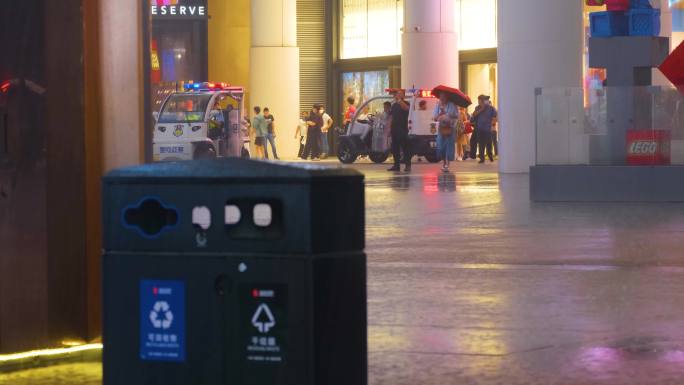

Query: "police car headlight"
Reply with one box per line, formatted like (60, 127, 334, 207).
(158, 126, 166, 133)
(192, 126, 201, 132)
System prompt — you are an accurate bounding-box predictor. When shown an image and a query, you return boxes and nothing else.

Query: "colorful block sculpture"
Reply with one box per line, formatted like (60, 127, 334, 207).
(588, 0, 659, 37)
(591, 11, 629, 37)
(628, 8, 661, 36)
(659, 41, 684, 94)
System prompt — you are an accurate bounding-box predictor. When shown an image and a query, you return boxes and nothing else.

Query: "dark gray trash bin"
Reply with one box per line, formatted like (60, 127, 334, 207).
(102, 159, 366, 385)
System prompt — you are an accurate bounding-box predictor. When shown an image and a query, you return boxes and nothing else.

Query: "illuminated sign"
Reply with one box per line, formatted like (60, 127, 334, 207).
(151, 5, 207, 18)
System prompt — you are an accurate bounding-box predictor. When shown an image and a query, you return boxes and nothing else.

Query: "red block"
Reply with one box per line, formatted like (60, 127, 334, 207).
(626, 130, 671, 165)
(586, 0, 629, 10)
(606, 0, 630, 10)
(659, 41, 684, 95)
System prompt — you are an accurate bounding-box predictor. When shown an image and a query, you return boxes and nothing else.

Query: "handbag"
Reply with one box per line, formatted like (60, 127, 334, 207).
(438, 119, 453, 137)
(464, 121, 474, 135)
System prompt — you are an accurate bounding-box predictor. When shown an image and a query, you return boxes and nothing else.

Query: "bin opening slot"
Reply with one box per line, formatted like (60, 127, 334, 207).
(122, 198, 179, 237)
(224, 199, 283, 239)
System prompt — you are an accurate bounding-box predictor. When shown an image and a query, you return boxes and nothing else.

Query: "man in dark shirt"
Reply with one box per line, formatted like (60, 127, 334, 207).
(471, 95, 498, 163)
(263, 107, 279, 160)
(387, 89, 411, 172)
(302, 104, 323, 160)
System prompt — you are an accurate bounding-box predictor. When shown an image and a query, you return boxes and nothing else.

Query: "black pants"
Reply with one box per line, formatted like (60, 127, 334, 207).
(478, 130, 494, 161)
(492, 131, 498, 156)
(302, 127, 321, 159)
(298, 136, 305, 158)
(469, 130, 478, 159)
(391, 133, 411, 167)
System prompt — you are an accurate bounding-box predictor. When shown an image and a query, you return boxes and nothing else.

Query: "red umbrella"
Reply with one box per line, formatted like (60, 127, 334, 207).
(431, 85, 472, 108)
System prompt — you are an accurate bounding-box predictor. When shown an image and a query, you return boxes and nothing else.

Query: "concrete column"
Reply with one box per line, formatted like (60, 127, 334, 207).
(402, 0, 459, 89)
(250, 0, 300, 159)
(497, 0, 583, 173)
(99, 0, 144, 171)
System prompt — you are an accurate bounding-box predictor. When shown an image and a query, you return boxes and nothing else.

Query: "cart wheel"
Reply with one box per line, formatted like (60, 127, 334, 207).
(424, 153, 440, 163)
(337, 142, 357, 164)
(369, 152, 389, 164)
(194, 144, 217, 160)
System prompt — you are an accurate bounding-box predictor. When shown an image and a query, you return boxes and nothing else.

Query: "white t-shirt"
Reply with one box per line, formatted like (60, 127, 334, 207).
(322, 113, 332, 133)
(298, 119, 307, 139)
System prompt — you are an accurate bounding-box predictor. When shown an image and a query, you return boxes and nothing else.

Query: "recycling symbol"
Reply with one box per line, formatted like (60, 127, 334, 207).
(149, 301, 174, 329)
(251, 303, 276, 333)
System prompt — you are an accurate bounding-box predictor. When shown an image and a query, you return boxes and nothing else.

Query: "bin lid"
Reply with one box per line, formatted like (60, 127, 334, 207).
(104, 159, 362, 184)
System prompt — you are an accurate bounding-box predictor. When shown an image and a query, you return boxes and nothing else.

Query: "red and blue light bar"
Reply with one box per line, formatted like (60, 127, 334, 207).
(184, 82, 242, 92)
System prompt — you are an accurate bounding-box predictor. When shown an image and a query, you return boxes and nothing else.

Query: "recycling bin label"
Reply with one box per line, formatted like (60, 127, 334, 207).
(139, 280, 186, 362)
(239, 284, 288, 364)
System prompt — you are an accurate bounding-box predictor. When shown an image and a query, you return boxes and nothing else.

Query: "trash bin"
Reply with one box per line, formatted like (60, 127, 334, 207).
(102, 159, 366, 385)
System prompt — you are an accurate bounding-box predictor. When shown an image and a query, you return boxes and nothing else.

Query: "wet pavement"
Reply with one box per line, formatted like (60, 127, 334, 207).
(5, 159, 684, 384)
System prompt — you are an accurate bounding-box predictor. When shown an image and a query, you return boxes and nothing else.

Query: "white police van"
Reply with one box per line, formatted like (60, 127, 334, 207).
(153, 82, 250, 161)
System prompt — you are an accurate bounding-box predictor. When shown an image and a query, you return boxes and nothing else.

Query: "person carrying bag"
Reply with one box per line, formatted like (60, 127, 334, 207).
(433, 94, 459, 172)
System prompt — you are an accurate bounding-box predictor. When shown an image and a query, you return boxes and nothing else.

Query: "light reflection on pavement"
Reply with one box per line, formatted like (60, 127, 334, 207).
(4, 159, 684, 384)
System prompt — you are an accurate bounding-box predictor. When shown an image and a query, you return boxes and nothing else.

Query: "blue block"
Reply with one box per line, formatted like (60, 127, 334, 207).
(630, 0, 653, 8)
(628, 8, 661, 36)
(590, 11, 629, 37)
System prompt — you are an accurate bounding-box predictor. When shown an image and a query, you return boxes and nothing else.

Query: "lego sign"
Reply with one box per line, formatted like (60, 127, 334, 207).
(626, 130, 671, 165)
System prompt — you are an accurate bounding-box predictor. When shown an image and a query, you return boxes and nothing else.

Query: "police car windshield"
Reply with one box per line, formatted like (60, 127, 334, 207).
(159, 94, 213, 123)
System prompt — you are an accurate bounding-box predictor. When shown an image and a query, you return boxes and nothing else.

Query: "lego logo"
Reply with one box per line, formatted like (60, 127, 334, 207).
(629, 141, 658, 155)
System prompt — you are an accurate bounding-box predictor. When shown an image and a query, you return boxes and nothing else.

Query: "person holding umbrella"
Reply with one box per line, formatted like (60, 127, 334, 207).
(431, 85, 472, 170)
(433, 91, 460, 172)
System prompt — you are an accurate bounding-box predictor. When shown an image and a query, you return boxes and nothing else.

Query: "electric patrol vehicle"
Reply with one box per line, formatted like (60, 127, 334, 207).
(337, 89, 441, 164)
(153, 82, 250, 161)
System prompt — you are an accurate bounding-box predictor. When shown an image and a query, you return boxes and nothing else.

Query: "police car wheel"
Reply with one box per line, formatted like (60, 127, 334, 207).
(369, 152, 389, 164)
(194, 145, 217, 160)
(337, 143, 357, 164)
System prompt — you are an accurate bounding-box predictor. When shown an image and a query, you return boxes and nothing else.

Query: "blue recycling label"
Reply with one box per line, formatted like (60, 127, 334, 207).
(139, 280, 186, 362)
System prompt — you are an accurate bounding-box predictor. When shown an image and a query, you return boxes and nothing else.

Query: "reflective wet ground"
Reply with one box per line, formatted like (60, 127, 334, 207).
(4, 159, 684, 384)
(363, 160, 684, 385)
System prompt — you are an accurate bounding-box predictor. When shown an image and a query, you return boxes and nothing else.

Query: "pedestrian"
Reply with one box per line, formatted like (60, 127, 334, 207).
(294, 111, 308, 159)
(343, 96, 357, 133)
(252, 106, 268, 159)
(320, 106, 333, 158)
(456, 107, 469, 161)
(263, 107, 279, 160)
(470, 95, 498, 163)
(433, 90, 459, 172)
(387, 89, 411, 172)
(489, 100, 499, 158)
(302, 104, 323, 160)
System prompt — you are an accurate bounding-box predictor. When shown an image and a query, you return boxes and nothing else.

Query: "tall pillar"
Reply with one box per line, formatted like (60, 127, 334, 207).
(99, 0, 144, 170)
(402, 0, 458, 89)
(497, 0, 583, 173)
(250, 0, 300, 159)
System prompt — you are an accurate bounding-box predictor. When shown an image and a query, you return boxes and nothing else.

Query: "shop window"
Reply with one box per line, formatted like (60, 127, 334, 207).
(341, 0, 403, 59)
(341, 70, 390, 113)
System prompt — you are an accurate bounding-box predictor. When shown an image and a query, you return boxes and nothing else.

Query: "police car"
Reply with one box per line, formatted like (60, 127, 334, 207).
(153, 82, 250, 161)
(338, 88, 441, 164)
